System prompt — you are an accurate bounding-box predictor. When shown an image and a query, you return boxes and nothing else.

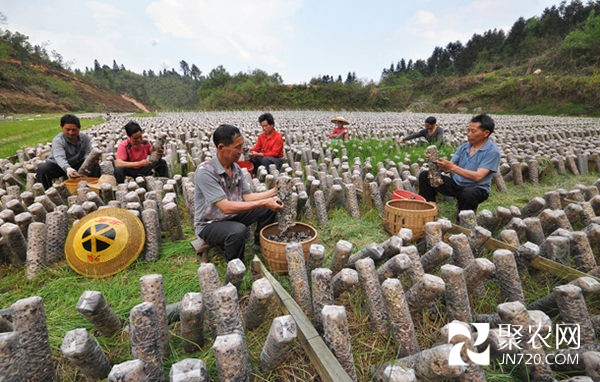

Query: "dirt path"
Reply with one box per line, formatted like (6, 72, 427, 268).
(120, 94, 151, 113)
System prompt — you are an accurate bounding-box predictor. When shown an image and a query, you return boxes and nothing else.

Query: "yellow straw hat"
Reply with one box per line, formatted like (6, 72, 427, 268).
(331, 116, 350, 125)
(65, 207, 145, 278)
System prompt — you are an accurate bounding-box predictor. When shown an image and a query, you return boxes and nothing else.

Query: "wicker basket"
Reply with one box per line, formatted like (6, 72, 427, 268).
(384, 199, 438, 239)
(259, 222, 318, 275)
(64, 177, 99, 195)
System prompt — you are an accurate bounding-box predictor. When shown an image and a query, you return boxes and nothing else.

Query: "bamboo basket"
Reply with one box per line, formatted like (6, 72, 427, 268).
(384, 199, 438, 239)
(259, 222, 318, 275)
(64, 177, 99, 195)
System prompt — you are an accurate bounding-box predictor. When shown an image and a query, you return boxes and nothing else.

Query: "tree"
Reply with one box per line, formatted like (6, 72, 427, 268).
(426, 46, 451, 75)
(180, 60, 190, 77)
(94, 59, 101, 72)
(345, 71, 356, 84)
(190, 64, 202, 81)
(563, 10, 600, 59)
(112, 59, 119, 71)
(445, 41, 463, 65)
(203, 65, 231, 88)
(50, 50, 64, 68)
(503, 17, 527, 56)
(412, 59, 427, 74)
(535, 5, 563, 36)
(560, 0, 588, 35)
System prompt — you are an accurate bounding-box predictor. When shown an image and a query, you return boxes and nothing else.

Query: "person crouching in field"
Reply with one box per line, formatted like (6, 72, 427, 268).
(194, 124, 283, 261)
(399, 116, 444, 145)
(418, 114, 500, 213)
(36, 114, 101, 189)
(248, 113, 284, 175)
(114, 121, 169, 183)
(329, 116, 350, 139)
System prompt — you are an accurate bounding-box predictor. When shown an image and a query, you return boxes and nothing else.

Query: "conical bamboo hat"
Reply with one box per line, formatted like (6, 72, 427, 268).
(65, 207, 145, 278)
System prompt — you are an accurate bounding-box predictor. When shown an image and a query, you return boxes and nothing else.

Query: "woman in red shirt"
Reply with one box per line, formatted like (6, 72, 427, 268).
(248, 113, 284, 174)
(329, 116, 350, 139)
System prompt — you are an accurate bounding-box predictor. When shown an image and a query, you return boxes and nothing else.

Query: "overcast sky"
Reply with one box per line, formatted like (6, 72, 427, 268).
(0, 0, 559, 84)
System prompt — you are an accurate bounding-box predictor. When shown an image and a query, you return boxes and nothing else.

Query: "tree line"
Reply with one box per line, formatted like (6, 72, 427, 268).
(2, 1, 600, 113)
(381, 0, 600, 84)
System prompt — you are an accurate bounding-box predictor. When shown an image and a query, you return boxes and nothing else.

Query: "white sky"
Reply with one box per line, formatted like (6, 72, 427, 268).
(0, 0, 559, 84)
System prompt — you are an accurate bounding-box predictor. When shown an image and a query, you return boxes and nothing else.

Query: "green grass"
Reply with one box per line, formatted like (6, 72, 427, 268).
(328, 138, 456, 166)
(0, 136, 598, 380)
(0, 114, 104, 158)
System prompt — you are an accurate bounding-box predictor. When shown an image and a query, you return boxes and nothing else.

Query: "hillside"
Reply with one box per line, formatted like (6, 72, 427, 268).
(2, 0, 600, 115)
(0, 58, 144, 114)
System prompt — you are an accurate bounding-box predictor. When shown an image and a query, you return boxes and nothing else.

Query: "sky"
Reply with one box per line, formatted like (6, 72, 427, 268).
(0, 0, 560, 84)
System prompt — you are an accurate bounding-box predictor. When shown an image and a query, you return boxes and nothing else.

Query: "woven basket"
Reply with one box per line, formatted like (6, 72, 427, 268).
(259, 222, 318, 275)
(64, 177, 99, 195)
(384, 199, 438, 239)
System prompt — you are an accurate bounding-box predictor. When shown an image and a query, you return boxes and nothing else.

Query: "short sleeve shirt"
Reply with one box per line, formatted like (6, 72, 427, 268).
(450, 139, 500, 194)
(116, 138, 153, 169)
(194, 158, 251, 235)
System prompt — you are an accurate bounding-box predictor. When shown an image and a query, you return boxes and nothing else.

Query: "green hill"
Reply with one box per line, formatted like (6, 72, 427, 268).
(2, 1, 600, 115)
(0, 31, 142, 114)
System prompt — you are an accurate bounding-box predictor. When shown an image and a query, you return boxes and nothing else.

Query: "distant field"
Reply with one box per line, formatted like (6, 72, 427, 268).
(0, 115, 105, 158)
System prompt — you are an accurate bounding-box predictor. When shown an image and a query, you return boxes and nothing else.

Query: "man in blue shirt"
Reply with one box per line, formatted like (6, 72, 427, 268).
(418, 114, 500, 212)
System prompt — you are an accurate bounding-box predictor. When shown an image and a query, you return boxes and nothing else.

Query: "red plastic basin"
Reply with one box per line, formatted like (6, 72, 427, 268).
(237, 161, 254, 173)
(392, 189, 426, 201)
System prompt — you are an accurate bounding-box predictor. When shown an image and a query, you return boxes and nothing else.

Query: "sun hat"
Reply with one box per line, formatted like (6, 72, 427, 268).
(331, 116, 350, 125)
(88, 174, 118, 191)
(65, 207, 145, 278)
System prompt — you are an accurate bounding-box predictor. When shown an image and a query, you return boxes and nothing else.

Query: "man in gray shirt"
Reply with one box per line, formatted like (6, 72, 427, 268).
(194, 124, 283, 261)
(36, 114, 101, 189)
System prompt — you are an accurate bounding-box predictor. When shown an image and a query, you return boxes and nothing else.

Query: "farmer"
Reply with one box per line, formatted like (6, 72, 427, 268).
(329, 116, 350, 139)
(194, 124, 283, 261)
(400, 116, 444, 145)
(248, 112, 284, 175)
(35, 113, 101, 189)
(418, 113, 500, 213)
(114, 121, 169, 183)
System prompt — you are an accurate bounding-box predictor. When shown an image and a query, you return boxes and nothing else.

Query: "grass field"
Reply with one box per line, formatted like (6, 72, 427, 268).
(0, 121, 598, 380)
(0, 115, 105, 158)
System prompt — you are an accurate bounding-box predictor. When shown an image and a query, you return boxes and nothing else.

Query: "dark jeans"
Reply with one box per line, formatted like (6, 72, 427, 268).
(36, 160, 101, 190)
(250, 156, 283, 175)
(198, 207, 276, 261)
(114, 159, 169, 183)
(418, 170, 489, 212)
